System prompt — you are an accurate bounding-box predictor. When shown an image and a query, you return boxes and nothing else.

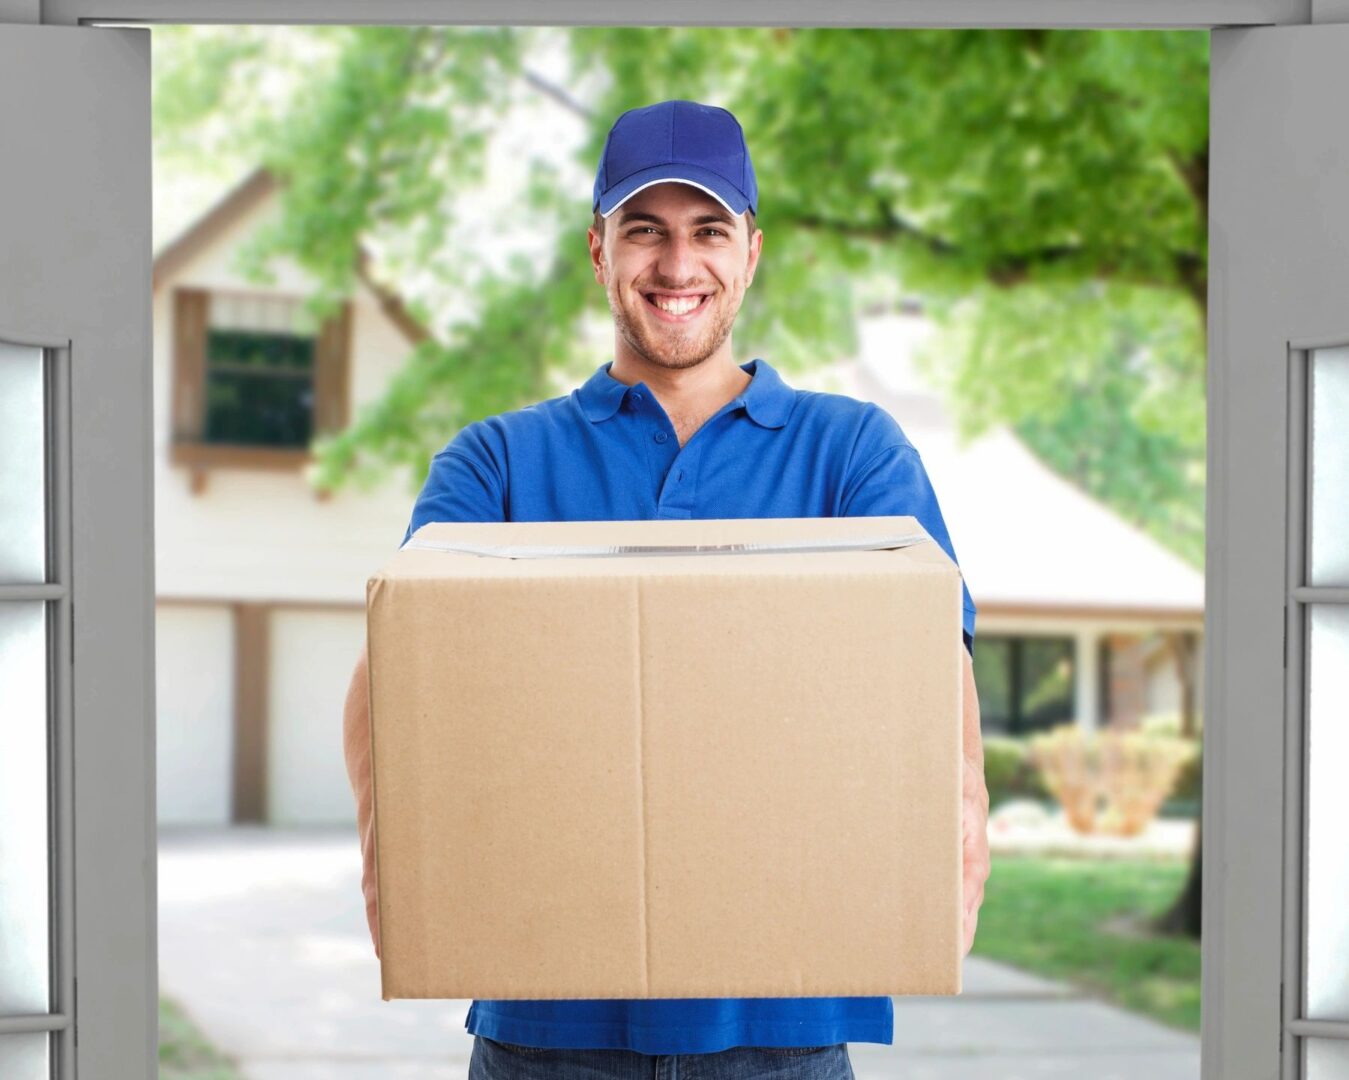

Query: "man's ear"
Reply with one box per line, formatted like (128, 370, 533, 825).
(587, 226, 607, 284)
(745, 227, 763, 290)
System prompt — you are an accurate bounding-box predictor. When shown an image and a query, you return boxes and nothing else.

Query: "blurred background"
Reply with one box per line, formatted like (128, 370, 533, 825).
(149, 24, 1207, 1079)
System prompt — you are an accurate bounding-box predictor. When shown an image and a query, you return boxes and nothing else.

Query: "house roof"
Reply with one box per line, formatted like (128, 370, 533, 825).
(152, 165, 430, 346)
(799, 314, 1205, 618)
(153, 166, 277, 290)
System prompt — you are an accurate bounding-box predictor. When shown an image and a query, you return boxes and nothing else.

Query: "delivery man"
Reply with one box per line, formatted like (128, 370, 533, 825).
(343, 98, 990, 1079)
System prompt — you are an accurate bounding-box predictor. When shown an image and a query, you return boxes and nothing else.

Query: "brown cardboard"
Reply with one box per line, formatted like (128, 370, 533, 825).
(365, 515, 964, 1001)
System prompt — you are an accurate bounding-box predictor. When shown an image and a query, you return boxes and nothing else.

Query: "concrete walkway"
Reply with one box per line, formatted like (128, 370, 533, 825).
(157, 826, 1199, 1080)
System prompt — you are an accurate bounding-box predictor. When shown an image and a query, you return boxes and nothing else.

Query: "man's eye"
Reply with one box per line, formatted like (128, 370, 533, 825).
(625, 227, 726, 237)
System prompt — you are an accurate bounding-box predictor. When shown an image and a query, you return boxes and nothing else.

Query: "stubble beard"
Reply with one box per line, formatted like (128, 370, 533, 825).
(608, 283, 739, 371)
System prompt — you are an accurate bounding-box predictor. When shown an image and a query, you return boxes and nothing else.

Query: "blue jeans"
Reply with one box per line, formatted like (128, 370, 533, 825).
(468, 1036, 856, 1079)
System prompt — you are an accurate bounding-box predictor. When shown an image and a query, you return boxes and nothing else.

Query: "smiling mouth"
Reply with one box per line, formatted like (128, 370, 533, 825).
(643, 293, 712, 322)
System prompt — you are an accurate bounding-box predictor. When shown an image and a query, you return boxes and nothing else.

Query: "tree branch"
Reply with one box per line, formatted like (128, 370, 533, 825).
(795, 201, 1203, 298)
(1164, 143, 1209, 315)
(356, 246, 431, 345)
(792, 200, 957, 258)
(522, 67, 593, 121)
(1166, 143, 1208, 216)
(1174, 250, 1206, 315)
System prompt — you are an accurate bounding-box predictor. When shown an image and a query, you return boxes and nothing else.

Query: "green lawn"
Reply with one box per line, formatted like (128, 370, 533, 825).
(158, 995, 242, 1080)
(971, 854, 1201, 1034)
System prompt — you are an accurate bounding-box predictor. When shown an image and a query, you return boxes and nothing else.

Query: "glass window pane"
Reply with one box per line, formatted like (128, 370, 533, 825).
(1307, 1037, 1349, 1078)
(203, 368, 313, 447)
(0, 603, 51, 1014)
(203, 328, 314, 448)
(0, 341, 47, 584)
(0, 1033, 50, 1079)
(207, 327, 313, 373)
(1020, 637, 1075, 731)
(1309, 345, 1349, 586)
(973, 636, 1012, 733)
(1307, 604, 1349, 1018)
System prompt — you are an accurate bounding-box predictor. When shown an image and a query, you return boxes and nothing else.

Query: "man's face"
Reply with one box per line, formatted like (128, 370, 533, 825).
(588, 182, 762, 372)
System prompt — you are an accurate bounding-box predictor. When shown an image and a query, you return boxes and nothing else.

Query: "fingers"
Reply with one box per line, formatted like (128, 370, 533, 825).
(367, 897, 381, 960)
(962, 904, 980, 956)
(961, 792, 990, 957)
(962, 863, 985, 956)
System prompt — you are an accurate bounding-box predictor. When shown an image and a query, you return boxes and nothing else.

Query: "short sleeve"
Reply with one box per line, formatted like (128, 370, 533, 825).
(841, 442, 977, 659)
(400, 439, 505, 547)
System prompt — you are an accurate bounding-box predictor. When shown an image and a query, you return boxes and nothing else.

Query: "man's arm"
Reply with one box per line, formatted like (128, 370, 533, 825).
(836, 423, 986, 951)
(342, 641, 380, 958)
(961, 646, 990, 957)
(350, 438, 506, 959)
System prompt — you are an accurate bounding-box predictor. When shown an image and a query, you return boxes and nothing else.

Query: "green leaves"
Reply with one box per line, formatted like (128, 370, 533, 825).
(156, 27, 1208, 568)
(914, 279, 1206, 566)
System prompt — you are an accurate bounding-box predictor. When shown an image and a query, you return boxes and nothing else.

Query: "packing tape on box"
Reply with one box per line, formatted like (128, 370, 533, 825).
(399, 532, 934, 559)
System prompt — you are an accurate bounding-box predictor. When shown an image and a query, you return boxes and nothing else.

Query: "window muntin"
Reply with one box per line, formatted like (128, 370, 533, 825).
(973, 634, 1075, 735)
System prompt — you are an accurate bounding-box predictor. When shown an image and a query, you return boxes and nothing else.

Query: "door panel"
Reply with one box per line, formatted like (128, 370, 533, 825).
(1208, 23, 1349, 1080)
(0, 23, 152, 1079)
(0, 342, 46, 582)
(0, 601, 51, 1016)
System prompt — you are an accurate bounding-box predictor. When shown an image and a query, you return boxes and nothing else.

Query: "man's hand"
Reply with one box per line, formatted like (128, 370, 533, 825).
(342, 640, 381, 960)
(960, 647, 990, 957)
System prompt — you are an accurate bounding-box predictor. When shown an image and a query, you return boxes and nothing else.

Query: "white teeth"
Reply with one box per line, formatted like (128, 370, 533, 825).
(649, 294, 704, 315)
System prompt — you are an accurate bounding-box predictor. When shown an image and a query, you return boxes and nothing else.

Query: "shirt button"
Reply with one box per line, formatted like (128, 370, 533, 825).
(654, 431, 668, 444)
(631, 391, 643, 402)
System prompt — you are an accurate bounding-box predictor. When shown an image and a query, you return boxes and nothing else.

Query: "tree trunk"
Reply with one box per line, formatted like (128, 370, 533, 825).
(1154, 144, 1208, 942)
(1169, 630, 1199, 738)
(1154, 812, 1202, 937)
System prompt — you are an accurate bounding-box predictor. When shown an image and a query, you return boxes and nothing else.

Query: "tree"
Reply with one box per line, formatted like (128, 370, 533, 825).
(154, 24, 1209, 934)
(154, 27, 1207, 556)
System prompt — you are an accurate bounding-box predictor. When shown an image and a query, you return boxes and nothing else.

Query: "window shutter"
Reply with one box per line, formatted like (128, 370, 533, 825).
(172, 287, 209, 442)
(313, 299, 352, 436)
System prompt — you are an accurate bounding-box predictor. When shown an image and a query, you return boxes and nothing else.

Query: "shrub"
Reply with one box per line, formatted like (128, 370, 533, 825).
(983, 737, 1024, 806)
(1169, 738, 1203, 802)
(982, 735, 1051, 808)
(1027, 724, 1198, 836)
(1141, 708, 1204, 738)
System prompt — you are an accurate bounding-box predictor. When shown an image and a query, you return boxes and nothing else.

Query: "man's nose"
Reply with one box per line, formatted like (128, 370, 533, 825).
(656, 233, 700, 283)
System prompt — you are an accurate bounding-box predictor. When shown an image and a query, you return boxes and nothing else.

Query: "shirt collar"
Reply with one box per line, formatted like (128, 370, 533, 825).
(577, 358, 794, 429)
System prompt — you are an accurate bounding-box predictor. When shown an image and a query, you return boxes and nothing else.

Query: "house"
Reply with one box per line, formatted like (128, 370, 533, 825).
(151, 167, 428, 827)
(152, 167, 1204, 827)
(793, 318, 1204, 742)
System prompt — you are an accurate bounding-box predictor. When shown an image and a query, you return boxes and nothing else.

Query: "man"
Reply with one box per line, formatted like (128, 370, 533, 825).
(343, 98, 990, 1078)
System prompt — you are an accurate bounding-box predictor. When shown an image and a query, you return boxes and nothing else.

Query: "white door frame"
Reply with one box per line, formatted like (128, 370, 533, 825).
(3, 2, 1340, 1077)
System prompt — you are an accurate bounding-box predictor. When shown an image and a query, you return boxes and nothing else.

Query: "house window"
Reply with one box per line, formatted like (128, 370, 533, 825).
(204, 324, 314, 448)
(973, 634, 1075, 735)
(171, 287, 352, 493)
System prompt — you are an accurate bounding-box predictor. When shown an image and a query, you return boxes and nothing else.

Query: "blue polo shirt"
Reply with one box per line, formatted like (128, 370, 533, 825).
(401, 357, 977, 1056)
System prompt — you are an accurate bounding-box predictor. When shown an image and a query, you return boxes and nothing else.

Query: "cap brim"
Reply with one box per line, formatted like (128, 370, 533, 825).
(597, 163, 752, 218)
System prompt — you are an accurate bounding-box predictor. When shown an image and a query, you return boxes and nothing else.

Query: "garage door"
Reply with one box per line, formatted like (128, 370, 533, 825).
(155, 604, 233, 826)
(268, 608, 366, 825)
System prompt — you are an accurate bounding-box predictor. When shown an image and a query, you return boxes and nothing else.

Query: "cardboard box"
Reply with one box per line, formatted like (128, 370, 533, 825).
(366, 515, 964, 1001)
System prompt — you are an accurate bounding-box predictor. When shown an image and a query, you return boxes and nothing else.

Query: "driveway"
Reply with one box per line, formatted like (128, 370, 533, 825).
(157, 826, 1199, 1080)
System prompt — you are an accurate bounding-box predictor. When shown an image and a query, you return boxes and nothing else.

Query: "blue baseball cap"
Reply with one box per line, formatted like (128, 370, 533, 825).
(593, 99, 758, 220)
